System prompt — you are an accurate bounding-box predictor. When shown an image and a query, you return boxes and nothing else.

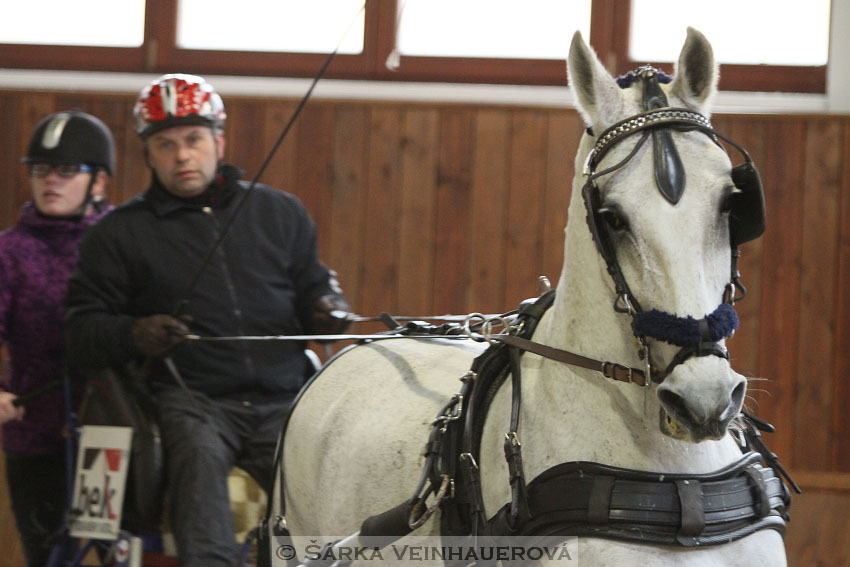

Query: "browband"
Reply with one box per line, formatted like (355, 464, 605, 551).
(583, 107, 714, 176)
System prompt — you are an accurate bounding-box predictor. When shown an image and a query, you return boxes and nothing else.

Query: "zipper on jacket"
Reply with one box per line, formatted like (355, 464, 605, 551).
(202, 206, 256, 379)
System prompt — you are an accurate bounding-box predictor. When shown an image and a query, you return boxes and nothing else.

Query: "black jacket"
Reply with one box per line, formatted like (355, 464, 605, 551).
(65, 164, 344, 401)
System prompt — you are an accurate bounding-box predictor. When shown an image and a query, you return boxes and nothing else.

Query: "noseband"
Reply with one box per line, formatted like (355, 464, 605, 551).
(582, 66, 765, 383)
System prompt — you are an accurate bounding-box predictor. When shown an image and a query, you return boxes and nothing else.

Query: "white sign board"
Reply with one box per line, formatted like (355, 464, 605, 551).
(69, 425, 133, 540)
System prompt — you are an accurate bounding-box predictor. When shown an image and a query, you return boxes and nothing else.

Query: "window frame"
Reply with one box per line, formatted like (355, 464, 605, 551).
(591, 1, 826, 93)
(0, 0, 827, 93)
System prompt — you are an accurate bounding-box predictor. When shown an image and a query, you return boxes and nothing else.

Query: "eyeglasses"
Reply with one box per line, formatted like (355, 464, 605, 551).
(28, 163, 93, 179)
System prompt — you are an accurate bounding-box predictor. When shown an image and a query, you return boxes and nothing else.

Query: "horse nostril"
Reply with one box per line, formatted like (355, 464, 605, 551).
(727, 380, 746, 416)
(657, 388, 692, 422)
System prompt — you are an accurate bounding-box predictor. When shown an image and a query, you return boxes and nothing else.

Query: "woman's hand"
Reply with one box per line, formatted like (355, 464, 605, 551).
(0, 391, 25, 424)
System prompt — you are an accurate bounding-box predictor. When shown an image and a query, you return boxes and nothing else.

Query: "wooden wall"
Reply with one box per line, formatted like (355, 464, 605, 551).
(1, 89, 848, 565)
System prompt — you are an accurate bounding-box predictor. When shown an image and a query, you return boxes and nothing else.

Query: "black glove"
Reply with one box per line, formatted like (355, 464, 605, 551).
(310, 295, 352, 335)
(131, 314, 190, 357)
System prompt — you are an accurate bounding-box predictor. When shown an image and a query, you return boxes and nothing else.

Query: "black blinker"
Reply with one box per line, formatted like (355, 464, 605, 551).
(728, 162, 766, 247)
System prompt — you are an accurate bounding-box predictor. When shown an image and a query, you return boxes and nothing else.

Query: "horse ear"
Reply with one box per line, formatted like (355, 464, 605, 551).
(670, 27, 718, 116)
(567, 31, 628, 131)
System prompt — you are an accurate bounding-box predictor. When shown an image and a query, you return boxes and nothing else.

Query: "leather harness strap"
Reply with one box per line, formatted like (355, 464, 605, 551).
(675, 478, 706, 540)
(494, 334, 651, 387)
(586, 475, 615, 525)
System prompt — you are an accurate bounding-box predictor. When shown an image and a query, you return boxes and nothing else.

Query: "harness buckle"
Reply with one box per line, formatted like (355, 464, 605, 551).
(460, 452, 479, 470)
(446, 394, 463, 421)
(601, 361, 632, 383)
(614, 293, 636, 315)
(430, 394, 463, 430)
(637, 338, 654, 387)
(460, 370, 477, 383)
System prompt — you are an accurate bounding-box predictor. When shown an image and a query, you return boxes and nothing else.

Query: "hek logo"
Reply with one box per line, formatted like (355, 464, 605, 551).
(75, 447, 124, 519)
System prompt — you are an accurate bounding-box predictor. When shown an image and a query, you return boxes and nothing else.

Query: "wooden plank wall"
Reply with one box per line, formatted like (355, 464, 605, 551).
(0, 89, 848, 566)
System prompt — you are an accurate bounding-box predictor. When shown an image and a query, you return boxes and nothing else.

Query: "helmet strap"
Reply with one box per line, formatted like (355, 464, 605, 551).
(64, 168, 104, 219)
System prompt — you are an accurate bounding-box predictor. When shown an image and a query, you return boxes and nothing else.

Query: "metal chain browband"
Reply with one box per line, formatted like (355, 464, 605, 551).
(583, 107, 714, 176)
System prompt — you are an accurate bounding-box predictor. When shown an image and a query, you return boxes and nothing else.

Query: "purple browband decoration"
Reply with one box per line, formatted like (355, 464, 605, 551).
(615, 70, 673, 89)
(632, 303, 739, 347)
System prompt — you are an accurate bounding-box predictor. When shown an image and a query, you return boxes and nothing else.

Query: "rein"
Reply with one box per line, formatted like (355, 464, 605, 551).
(493, 334, 652, 386)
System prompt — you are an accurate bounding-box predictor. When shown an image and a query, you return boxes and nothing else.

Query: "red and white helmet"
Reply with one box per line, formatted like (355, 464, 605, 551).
(133, 73, 226, 138)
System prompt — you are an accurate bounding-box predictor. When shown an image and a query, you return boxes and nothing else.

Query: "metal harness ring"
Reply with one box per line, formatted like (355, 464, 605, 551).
(481, 316, 512, 346)
(408, 474, 450, 529)
(463, 313, 487, 342)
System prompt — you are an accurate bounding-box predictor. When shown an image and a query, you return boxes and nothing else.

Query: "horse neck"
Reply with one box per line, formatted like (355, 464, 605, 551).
(541, 154, 637, 368)
(520, 152, 742, 473)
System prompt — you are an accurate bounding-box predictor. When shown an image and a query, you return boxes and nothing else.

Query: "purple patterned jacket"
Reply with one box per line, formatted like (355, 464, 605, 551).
(0, 202, 110, 454)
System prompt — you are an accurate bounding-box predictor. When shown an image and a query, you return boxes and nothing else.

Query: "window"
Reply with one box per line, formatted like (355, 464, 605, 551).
(0, 0, 145, 47)
(396, 0, 591, 60)
(629, 0, 830, 66)
(177, 0, 365, 54)
(0, 0, 831, 93)
(594, 0, 828, 92)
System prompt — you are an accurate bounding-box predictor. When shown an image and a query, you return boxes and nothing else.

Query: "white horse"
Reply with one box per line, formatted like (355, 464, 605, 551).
(275, 28, 788, 566)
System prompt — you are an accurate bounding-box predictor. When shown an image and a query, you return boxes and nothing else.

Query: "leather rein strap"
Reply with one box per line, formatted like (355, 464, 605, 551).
(494, 334, 652, 387)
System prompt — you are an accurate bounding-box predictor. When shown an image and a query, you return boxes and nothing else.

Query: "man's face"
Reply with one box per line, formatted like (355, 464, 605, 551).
(30, 164, 104, 217)
(145, 125, 225, 198)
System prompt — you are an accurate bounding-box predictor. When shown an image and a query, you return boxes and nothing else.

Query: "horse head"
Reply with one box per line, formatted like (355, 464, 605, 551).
(566, 28, 763, 443)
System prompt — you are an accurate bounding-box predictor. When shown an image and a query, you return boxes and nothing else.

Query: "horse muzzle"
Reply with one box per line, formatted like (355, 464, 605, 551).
(656, 358, 746, 442)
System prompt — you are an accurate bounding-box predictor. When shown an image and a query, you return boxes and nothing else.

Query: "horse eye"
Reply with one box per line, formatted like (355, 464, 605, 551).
(600, 209, 628, 231)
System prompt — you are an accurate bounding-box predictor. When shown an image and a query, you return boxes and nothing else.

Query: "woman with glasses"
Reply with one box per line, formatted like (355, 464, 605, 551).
(0, 110, 114, 567)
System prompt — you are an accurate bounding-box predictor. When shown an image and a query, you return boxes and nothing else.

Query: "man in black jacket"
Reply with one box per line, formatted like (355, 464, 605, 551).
(65, 73, 349, 567)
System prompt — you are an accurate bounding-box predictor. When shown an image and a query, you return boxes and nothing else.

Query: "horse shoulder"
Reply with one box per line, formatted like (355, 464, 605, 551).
(284, 338, 485, 535)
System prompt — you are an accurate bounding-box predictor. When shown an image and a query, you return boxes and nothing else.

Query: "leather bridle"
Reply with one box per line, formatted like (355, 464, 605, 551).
(574, 66, 765, 385)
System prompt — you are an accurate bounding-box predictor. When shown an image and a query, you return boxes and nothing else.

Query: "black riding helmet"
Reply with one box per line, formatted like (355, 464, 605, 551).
(22, 110, 115, 175)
